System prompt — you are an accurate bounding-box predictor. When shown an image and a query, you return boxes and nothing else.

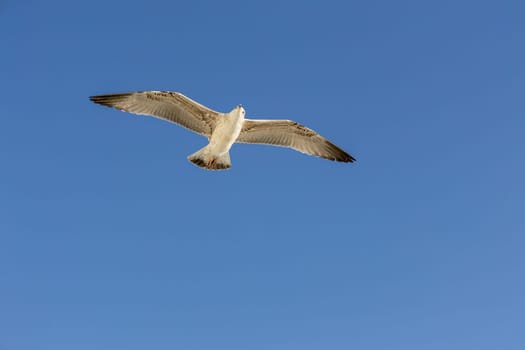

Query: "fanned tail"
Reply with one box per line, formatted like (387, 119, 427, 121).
(187, 146, 231, 170)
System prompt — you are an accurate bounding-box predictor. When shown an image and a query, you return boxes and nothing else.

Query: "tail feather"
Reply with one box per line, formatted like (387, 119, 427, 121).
(187, 146, 231, 170)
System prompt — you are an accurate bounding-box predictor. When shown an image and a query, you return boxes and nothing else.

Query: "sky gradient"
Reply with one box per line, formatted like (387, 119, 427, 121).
(1, 1, 524, 349)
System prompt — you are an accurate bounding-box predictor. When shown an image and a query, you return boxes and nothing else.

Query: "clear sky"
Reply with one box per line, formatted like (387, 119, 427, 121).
(1, 1, 524, 349)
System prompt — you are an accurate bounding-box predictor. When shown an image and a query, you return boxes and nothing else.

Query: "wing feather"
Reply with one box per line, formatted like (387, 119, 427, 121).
(89, 91, 220, 136)
(237, 119, 355, 162)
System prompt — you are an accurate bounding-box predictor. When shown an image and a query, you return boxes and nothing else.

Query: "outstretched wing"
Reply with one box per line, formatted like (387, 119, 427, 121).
(236, 119, 355, 162)
(89, 91, 220, 137)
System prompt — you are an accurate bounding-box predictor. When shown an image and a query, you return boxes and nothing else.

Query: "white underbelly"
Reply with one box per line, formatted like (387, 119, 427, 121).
(208, 112, 244, 154)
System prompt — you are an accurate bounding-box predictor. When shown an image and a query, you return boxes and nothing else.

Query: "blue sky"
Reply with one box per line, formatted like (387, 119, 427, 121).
(1, 0, 524, 349)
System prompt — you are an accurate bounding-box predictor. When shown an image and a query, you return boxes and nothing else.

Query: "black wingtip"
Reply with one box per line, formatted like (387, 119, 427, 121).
(337, 154, 356, 163)
(89, 94, 108, 105)
(89, 95, 111, 108)
(346, 154, 357, 163)
(89, 93, 131, 108)
(347, 151, 356, 162)
(88, 95, 101, 105)
(323, 140, 356, 163)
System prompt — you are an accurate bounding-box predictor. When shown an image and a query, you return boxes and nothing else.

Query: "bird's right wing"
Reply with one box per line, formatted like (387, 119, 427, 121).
(89, 91, 220, 137)
(237, 119, 355, 162)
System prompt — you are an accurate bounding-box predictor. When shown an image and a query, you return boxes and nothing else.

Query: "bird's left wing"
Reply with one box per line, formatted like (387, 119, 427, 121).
(236, 119, 355, 162)
(90, 91, 220, 137)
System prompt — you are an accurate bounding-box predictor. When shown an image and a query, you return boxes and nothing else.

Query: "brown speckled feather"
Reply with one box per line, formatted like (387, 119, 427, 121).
(89, 91, 219, 137)
(237, 119, 355, 162)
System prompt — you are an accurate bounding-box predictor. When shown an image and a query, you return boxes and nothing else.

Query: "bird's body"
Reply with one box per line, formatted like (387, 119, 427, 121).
(208, 106, 245, 157)
(187, 105, 245, 169)
(90, 91, 355, 170)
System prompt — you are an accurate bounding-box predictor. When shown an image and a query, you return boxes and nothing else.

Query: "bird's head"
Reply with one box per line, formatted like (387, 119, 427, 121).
(232, 104, 245, 116)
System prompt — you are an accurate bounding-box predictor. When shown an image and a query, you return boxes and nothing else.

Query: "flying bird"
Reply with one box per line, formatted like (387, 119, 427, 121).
(89, 91, 355, 170)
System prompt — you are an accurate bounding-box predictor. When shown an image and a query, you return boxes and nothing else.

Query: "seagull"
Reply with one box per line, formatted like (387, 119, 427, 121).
(89, 91, 355, 170)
